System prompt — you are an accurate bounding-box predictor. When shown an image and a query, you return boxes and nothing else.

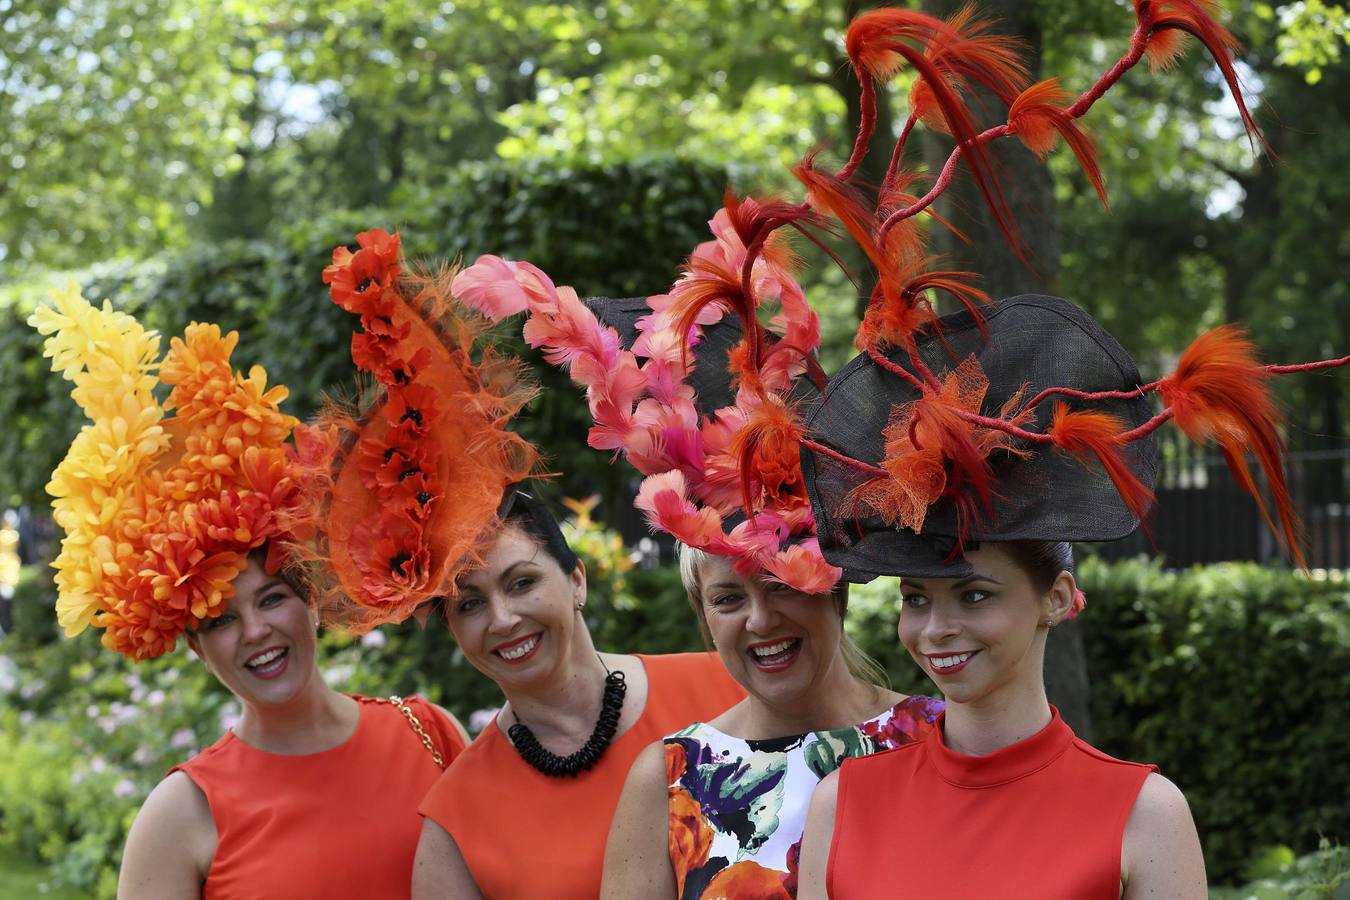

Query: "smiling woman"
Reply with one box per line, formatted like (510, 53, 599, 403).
(411, 493, 744, 900)
(27, 283, 469, 900)
(292, 231, 745, 900)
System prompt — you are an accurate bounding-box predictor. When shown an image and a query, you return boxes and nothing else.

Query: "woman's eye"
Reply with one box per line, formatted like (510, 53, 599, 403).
(260, 592, 288, 608)
(207, 613, 236, 630)
(510, 577, 535, 592)
(962, 590, 991, 605)
(710, 594, 743, 608)
(456, 596, 484, 614)
(901, 593, 928, 609)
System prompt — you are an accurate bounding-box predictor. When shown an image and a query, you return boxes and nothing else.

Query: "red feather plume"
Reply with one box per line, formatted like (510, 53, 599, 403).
(1008, 78, 1109, 208)
(1158, 325, 1303, 566)
(856, 258, 989, 354)
(729, 399, 808, 517)
(1134, 0, 1269, 154)
(844, 8, 1025, 260)
(1048, 403, 1153, 523)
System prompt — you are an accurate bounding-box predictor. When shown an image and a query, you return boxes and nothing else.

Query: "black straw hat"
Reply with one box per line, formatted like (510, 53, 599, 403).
(801, 294, 1157, 581)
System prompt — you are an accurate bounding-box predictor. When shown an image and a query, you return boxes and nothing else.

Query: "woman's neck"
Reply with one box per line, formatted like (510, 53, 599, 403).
(741, 656, 891, 739)
(498, 629, 608, 744)
(941, 675, 1052, 757)
(234, 674, 357, 755)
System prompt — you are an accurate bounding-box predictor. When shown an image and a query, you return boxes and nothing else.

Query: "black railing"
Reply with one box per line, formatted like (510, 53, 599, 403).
(1094, 431, 1350, 570)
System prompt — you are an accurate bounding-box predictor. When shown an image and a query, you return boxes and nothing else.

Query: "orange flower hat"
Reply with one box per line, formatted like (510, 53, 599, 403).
(291, 230, 540, 631)
(30, 283, 308, 660)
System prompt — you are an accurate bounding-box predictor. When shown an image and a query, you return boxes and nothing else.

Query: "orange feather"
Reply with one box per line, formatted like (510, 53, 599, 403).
(1049, 404, 1153, 523)
(1159, 325, 1303, 566)
(1135, 0, 1269, 153)
(1008, 78, 1108, 208)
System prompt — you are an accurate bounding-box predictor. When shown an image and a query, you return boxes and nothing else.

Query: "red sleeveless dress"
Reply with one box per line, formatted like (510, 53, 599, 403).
(420, 652, 745, 899)
(827, 706, 1155, 899)
(171, 694, 465, 900)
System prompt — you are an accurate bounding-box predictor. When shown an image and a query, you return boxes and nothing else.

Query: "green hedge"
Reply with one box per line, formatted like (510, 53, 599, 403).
(1076, 557, 1350, 884)
(0, 156, 730, 512)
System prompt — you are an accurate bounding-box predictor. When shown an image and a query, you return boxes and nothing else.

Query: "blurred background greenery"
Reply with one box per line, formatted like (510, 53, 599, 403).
(2, 0, 1348, 896)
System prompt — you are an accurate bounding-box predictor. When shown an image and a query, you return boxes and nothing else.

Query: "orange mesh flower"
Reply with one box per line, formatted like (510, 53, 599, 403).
(295, 230, 541, 631)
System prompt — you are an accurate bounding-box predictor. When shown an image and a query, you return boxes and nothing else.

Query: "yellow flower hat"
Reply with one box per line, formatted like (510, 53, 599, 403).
(30, 282, 304, 660)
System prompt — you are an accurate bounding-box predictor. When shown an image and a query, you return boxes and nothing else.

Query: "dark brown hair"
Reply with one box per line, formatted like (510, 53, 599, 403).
(1001, 540, 1075, 592)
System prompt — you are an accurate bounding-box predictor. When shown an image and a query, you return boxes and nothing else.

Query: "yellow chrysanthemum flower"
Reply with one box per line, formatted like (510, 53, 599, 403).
(30, 283, 169, 636)
(32, 283, 302, 658)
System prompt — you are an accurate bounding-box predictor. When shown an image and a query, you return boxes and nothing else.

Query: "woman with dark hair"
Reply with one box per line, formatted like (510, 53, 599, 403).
(28, 285, 467, 900)
(452, 211, 941, 900)
(301, 231, 743, 900)
(755, 3, 1350, 891)
(411, 492, 743, 899)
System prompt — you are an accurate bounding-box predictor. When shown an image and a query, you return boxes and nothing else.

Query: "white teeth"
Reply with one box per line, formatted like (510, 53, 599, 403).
(499, 635, 539, 660)
(930, 652, 972, 670)
(751, 639, 798, 660)
(247, 648, 285, 668)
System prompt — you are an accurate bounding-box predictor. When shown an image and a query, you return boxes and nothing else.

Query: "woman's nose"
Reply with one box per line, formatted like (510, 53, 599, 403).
(486, 595, 522, 634)
(744, 593, 782, 635)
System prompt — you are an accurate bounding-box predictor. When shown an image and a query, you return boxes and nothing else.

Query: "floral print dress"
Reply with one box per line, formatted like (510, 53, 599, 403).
(664, 695, 943, 898)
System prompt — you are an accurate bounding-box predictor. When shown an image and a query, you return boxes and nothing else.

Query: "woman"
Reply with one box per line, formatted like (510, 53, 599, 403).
(411, 493, 744, 899)
(307, 231, 744, 899)
(28, 284, 467, 900)
(625, 1, 1340, 890)
(602, 548, 941, 899)
(451, 192, 941, 900)
(796, 541, 1206, 898)
(120, 551, 467, 899)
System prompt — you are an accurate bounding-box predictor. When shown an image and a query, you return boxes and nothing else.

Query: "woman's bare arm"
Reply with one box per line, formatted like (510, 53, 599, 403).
(795, 769, 841, 900)
(117, 772, 214, 900)
(1120, 773, 1207, 899)
(412, 817, 484, 900)
(601, 740, 678, 900)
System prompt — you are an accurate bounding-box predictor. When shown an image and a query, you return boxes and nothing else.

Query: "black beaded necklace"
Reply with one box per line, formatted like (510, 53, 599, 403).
(507, 657, 627, 778)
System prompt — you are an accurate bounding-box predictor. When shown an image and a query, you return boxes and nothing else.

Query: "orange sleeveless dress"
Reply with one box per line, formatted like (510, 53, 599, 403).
(827, 707, 1156, 899)
(171, 694, 465, 900)
(419, 652, 745, 899)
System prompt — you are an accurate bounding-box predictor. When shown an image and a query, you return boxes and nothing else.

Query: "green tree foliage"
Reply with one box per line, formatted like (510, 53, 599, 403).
(0, 156, 727, 510)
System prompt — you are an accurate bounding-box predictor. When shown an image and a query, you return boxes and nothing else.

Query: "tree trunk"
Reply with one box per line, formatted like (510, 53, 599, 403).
(921, 0, 1092, 738)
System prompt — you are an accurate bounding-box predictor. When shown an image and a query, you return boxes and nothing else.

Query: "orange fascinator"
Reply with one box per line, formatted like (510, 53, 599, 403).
(292, 230, 539, 630)
(30, 282, 305, 660)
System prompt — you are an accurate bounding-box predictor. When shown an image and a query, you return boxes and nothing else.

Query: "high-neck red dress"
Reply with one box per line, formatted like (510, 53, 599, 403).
(827, 706, 1156, 899)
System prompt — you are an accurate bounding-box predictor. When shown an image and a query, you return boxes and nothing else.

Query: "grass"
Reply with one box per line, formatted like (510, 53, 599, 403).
(0, 847, 92, 899)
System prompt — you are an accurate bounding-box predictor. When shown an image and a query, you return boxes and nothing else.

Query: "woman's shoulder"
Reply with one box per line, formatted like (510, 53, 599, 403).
(133, 770, 216, 850)
(1068, 735, 1161, 777)
(639, 651, 744, 698)
(859, 694, 944, 750)
(354, 693, 469, 760)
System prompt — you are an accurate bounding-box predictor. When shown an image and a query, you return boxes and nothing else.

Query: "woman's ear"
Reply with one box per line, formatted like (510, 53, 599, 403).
(1040, 571, 1077, 627)
(570, 558, 588, 609)
(185, 633, 210, 674)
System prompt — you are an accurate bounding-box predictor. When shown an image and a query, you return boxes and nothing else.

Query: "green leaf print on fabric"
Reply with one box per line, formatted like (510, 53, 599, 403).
(688, 752, 789, 855)
(803, 728, 877, 780)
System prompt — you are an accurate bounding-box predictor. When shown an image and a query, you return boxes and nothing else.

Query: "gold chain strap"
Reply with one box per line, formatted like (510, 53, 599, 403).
(385, 695, 447, 770)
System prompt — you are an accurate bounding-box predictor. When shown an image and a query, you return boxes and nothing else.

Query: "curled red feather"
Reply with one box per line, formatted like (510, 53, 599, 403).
(1134, 0, 1269, 154)
(844, 8, 1024, 259)
(1048, 403, 1153, 522)
(1008, 78, 1109, 208)
(1158, 325, 1303, 566)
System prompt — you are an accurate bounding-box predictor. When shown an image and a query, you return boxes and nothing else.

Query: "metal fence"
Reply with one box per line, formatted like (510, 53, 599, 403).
(1093, 430, 1350, 570)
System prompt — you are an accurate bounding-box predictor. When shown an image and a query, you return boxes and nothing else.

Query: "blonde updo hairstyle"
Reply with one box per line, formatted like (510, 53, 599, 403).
(677, 545, 889, 688)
